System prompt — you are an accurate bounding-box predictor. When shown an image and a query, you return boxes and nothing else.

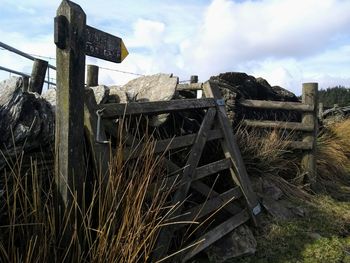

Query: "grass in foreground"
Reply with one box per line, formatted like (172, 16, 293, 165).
(1, 115, 350, 262)
(233, 118, 350, 263)
(235, 195, 350, 263)
(0, 131, 175, 262)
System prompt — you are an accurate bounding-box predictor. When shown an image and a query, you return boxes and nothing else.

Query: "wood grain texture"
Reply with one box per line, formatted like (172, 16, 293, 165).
(242, 119, 314, 131)
(99, 98, 216, 118)
(55, 0, 86, 207)
(182, 209, 250, 262)
(239, 99, 313, 112)
(153, 108, 216, 261)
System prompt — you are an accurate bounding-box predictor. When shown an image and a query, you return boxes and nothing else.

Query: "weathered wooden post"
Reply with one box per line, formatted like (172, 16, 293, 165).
(53, 0, 128, 251)
(29, 58, 48, 94)
(318, 102, 324, 120)
(22, 76, 29, 92)
(54, 0, 86, 209)
(84, 63, 110, 187)
(301, 83, 318, 187)
(191, 75, 202, 99)
(87, 64, 99, 86)
(190, 75, 198, 84)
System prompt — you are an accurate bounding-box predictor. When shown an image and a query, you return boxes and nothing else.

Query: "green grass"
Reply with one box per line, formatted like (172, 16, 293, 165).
(234, 195, 350, 263)
(231, 119, 350, 263)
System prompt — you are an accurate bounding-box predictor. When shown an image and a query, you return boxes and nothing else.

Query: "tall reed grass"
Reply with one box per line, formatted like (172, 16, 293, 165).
(0, 130, 175, 262)
(1, 115, 349, 262)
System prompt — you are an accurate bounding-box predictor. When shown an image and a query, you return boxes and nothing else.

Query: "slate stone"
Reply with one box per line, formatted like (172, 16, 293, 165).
(205, 224, 257, 263)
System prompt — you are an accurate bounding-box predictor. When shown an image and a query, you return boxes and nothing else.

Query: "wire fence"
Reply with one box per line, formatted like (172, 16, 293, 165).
(0, 41, 193, 88)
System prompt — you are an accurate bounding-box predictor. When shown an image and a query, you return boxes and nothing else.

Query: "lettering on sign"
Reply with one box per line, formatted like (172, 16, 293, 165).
(85, 25, 127, 63)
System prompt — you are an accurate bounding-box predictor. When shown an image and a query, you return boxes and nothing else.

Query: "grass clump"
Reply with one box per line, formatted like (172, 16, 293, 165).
(316, 119, 350, 199)
(0, 130, 175, 262)
(233, 118, 350, 263)
(235, 125, 300, 179)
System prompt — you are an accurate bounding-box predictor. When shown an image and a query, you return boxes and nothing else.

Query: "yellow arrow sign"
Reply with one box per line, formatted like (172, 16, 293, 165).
(85, 25, 128, 63)
(121, 40, 129, 62)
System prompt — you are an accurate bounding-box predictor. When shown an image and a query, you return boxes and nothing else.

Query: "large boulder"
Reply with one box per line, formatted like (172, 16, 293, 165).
(122, 73, 178, 102)
(210, 72, 300, 124)
(211, 72, 298, 101)
(0, 77, 54, 169)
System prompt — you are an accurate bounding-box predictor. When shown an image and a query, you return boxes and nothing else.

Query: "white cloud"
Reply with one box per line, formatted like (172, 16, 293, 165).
(127, 19, 166, 49)
(1, 0, 350, 96)
(179, 0, 350, 93)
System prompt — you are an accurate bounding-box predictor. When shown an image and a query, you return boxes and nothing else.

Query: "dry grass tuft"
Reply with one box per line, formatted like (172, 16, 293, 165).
(235, 123, 311, 201)
(235, 124, 299, 179)
(316, 119, 350, 199)
(0, 126, 175, 262)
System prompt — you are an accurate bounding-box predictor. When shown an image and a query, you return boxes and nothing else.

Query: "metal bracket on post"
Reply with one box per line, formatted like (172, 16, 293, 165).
(96, 109, 109, 144)
(252, 203, 262, 215)
(216, 99, 225, 106)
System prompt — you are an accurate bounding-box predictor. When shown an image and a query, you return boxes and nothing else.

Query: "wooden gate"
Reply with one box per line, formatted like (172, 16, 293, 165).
(53, 2, 261, 261)
(83, 79, 261, 262)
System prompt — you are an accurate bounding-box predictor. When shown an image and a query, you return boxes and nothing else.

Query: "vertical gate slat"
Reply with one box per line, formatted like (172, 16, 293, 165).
(203, 81, 261, 225)
(153, 107, 216, 261)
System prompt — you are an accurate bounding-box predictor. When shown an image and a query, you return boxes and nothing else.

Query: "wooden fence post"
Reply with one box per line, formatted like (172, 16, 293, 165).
(301, 83, 318, 188)
(191, 75, 201, 98)
(190, 75, 198, 84)
(22, 76, 29, 92)
(55, 0, 86, 209)
(29, 58, 48, 94)
(87, 64, 99, 86)
(318, 102, 324, 120)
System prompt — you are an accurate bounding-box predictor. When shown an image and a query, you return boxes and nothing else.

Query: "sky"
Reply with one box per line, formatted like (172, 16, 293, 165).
(0, 0, 350, 95)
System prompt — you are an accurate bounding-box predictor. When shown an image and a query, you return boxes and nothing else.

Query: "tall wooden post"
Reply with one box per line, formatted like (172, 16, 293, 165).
(190, 75, 198, 84)
(301, 83, 318, 188)
(87, 64, 99, 86)
(55, 0, 86, 209)
(318, 102, 324, 120)
(191, 75, 201, 99)
(29, 58, 48, 94)
(22, 76, 29, 92)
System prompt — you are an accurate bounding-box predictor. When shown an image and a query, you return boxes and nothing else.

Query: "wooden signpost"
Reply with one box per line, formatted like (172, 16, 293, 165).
(54, 0, 128, 230)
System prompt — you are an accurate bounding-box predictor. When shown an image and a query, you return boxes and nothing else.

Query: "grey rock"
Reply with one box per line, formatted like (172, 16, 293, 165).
(210, 72, 300, 124)
(123, 73, 178, 102)
(256, 77, 272, 91)
(206, 224, 257, 263)
(290, 206, 306, 217)
(261, 196, 294, 220)
(41, 74, 178, 126)
(109, 85, 128, 103)
(211, 72, 275, 100)
(42, 88, 56, 109)
(42, 85, 116, 106)
(122, 73, 178, 126)
(0, 77, 22, 106)
(0, 77, 55, 169)
(271, 85, 299, 102)
(308, 232, 322, 240)
(90, 85, 109, 104)
(262, 179, 284, 201)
